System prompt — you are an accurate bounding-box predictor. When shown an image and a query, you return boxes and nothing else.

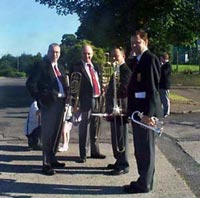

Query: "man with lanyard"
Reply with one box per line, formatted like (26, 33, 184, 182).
(124, 30, 162, 193)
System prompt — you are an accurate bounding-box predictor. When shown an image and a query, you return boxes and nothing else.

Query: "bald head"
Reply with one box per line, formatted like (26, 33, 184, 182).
(81, 45, 94, 63)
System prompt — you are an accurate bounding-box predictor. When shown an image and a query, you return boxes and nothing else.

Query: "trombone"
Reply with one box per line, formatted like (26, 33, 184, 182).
(91, 60, 126, 152)
(112, 61, 126, 153)
(131, 111, 164, 136)
(91, 61, 124, 117)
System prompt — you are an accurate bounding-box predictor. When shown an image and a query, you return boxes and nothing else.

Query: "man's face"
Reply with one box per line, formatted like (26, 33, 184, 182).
(111, 49, 125, 64)
(81, 45, 93, 63)
(48, 45, 61, 63)
(131, 35, 147, 55)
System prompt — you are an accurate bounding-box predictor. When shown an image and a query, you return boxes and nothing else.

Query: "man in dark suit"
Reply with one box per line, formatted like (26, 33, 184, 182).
(70, 44, 105, 163)
(26, 43, 68, 175)
(105, 47, 131, 175)
(124, 30, 162, 193)
(159, 53, 172, 117)
(126, 42, 138, 72)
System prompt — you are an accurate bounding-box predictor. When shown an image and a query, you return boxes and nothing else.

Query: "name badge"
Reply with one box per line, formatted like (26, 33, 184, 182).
(135, 92, 146, 99)
(137, 73, 142, 82)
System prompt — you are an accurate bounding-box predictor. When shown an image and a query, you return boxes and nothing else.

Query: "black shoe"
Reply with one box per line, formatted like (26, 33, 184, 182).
(91, 154, 106, 159)
(107, 163, 118, 169)
(42, 165, 56, 176)
(109, 168, 129, 176)
(76, 158, 86, 163)
(51, 161, 65, 168)
(123, 182, 150, 194)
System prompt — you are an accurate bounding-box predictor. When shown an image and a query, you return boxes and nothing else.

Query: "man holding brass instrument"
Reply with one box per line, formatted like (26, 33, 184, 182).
(105, 47, 131, 175)
(69, 44, 106, 163)
(124, 30, 162, 193)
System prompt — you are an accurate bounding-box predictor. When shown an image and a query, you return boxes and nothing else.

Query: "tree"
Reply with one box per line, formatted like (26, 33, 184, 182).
(0, 53, 43, 77)
(61, 34, 78, 48)
(19, 53, 42, 75)
(0, 54, 17, 69)
(35, 0, 200, 54)
(59, 38, 106, 69)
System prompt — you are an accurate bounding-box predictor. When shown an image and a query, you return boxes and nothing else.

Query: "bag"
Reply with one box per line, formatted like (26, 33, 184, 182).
(27, 125, 42, 150)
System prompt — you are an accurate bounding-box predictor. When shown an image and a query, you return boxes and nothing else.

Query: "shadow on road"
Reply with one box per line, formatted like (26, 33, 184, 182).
(0, 180, 123, 196)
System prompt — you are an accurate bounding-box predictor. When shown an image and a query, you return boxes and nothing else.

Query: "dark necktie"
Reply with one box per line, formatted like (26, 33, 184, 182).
(132, 56, 139, 71)
(87, 64, 100, 95)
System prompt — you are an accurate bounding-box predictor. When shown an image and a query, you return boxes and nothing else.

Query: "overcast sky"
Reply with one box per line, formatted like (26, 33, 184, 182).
(0, 0, 80, 57)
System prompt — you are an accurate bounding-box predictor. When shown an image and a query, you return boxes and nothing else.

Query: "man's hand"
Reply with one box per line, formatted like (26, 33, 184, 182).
(141, 115, 156, 127)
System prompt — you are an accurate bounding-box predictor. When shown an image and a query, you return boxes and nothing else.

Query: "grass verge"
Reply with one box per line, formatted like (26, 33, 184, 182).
(171, 73, 200, 86)
(170, 92, 191, 103)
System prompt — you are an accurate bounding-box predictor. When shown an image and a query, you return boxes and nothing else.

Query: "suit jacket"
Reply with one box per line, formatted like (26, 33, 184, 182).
(126, 56, 138, 72)
(70, 61, 102, 111)
(127, 50, 162, 118)
(159, 61, 172, 89)
(26, 56, 68, 106)
(105, 63, 131, 114)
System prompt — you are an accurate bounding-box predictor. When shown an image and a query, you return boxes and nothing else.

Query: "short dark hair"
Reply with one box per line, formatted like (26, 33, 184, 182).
(48, 43, 60, 51)
(132, 29, 148, 41)
(162, 52, 169, 60)
(111, 46, 125, 56)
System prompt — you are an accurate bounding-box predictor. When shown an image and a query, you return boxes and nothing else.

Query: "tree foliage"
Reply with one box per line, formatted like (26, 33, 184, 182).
(59, 36, 106, 69)
(0, 53, 42, 77)
(35, 0, 200, 54)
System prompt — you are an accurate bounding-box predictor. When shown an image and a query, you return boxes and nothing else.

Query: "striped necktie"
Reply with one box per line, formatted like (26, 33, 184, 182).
(54, 65, 61, 77)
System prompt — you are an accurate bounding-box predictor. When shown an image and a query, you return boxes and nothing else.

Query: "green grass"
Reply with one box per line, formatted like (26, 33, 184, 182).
(170, 92, 190, 102)
(171, 73, 200, 86)
(102, 64, 200, 86)
(171, 64, 200, 86)
(172, 64, 200, 73)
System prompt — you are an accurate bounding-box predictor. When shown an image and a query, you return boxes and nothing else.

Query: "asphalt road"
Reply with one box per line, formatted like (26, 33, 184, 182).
(0, 77, 32, 108)
(157, 113, 200, 197)
(0, 77, 200, 197)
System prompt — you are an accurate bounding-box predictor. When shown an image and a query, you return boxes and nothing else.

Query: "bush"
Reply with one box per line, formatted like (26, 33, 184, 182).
(11, 71, 26, 77)
(0, 67, 26, 77)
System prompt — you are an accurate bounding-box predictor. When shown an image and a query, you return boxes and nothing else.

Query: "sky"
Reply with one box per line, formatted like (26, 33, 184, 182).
(0, 0, 80, 57)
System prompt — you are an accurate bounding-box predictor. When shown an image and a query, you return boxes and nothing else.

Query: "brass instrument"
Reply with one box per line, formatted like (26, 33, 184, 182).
(54, 72, 82, 153)
(131, 111, 164, 136)
(92, 60, 126, 152)
(69, 72, 82, 113)
(64, 72, 82, 122)
(91, 61, 123, 116)
(92, 52, 112, 117)
(102, 52, 112, 91)
(112, 61, 125, 153)
(112, 61, 122, 115)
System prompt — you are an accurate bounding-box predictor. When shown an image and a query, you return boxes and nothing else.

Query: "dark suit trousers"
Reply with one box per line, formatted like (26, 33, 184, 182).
(132, 123, 155, 191)
(78, 97, 101, 158)
(41, 98, 65, 166)
(110, 120, 129, 168)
